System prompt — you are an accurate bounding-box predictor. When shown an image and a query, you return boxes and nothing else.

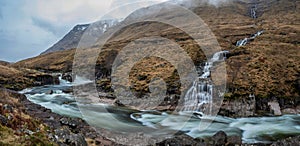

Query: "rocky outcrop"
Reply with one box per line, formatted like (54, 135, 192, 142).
(219, 94, 256, 117)
(0, 64, 59, 91)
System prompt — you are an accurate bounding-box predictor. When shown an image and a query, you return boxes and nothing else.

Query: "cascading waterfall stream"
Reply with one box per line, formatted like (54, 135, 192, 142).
(236, 2, 263, 47)
(250, 5, 257, 19)
(182, 51, 229, 113)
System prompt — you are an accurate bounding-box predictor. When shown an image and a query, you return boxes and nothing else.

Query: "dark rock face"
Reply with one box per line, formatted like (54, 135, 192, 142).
(219, 95, 256, 117)
(31, 74, 59, 86)
(62, 72, 73, 82)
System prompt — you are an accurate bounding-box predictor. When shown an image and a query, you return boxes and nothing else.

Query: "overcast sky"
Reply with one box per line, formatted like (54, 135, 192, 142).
(0, 0, 167, 62)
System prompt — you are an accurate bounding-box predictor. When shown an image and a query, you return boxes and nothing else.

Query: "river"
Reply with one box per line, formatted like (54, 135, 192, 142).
(19, 79, 300, 144)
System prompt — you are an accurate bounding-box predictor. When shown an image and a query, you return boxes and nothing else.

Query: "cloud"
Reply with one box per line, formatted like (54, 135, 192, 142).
(31, 17, 67, 37)
(0, 0, 170, 62)
(174, 0, 231, 7)
(0, 0, 114, 62)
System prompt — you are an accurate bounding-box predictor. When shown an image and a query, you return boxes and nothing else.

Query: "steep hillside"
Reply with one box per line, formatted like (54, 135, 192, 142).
(14, 0, 300, 112)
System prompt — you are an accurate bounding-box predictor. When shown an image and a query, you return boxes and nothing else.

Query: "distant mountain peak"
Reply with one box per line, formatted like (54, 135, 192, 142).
(41, 19, 122, 55)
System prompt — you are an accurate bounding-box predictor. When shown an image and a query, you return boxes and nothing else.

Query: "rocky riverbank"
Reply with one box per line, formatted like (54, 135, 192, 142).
(0, 88, 119, 145)
(1, 85, 300, 145)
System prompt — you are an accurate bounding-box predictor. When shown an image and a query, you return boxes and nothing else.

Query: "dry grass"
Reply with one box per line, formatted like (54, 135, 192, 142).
(12, 0, 300, 99)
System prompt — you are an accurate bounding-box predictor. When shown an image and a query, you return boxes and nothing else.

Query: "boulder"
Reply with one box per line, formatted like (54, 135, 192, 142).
(212, 131, 227, 146)
(268, 101, 282, 116)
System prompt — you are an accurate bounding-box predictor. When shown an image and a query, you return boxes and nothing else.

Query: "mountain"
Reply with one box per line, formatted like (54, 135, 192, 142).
(14, 0, 300, 115)
(41, 19, 122, 55)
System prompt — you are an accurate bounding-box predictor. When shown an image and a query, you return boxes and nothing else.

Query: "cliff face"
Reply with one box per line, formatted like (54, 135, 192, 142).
(13, 0, 300, 112)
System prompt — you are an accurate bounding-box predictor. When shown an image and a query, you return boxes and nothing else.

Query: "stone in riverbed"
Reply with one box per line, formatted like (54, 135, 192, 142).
(45, 90, 54, 94)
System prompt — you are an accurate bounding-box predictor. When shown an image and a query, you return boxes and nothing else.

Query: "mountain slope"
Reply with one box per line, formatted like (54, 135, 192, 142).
(14, 0, 300, 113)
(41, 19, 122, 55)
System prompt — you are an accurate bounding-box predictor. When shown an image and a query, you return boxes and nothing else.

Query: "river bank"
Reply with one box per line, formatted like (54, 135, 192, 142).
(18, 79, 300, 145)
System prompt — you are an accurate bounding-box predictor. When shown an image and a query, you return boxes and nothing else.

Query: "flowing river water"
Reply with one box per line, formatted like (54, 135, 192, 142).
(20, 77, 300, 144)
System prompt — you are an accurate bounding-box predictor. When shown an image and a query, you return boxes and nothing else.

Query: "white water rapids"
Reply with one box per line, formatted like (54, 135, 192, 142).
(20, 74, 300, 144)
(182, 51, 228, 113)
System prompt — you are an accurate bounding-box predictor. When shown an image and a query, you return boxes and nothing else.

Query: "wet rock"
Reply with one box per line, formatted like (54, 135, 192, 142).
(54, 127, 87, 146)
(0, 114, 8, 125)
(3, 104, 13, 112)
(156, 134, 204, 146)
(271, 135, 300, 146)
(212, 131, 227, 145)
(45, 90, 54, 94)
(62, 73, 73, 82)
(62, 88, 73, 93)
(30, 74, 59, 86)
(60, 117, 78, 129)
(268, 101, 282, 116)
(281, 108, 298, 114)
(227, 135, 242, 145)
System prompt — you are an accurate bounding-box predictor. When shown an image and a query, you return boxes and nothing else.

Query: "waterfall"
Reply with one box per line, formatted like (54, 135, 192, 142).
(182, 51, 228, 113)
(236, 2, 264, 47)
(58, 74, 71, 86)
(250, 5, 257, 19)
(236, 30, 264, 47)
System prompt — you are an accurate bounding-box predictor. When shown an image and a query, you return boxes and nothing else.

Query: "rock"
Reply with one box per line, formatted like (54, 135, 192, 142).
(62, 73, 73, 82)
(0, 114, 8, 125)
(220, 94, 256, 117)
(281, 108, 298, 114)
(62, 88, 73, 93)
(60, 117, 78, 129)
(268, 101, 282, 116)
(156, 134, 204, 146)
(45, 90, 54, 94)
(30, 74, 59, 86)
(227, 135, 242, 145)
(24, 129, 34, 135)
(54, 127, 87, 146)
(3, 104, 13, 112)
(272, 136, 300, 146)
(212, 131, 227, 145)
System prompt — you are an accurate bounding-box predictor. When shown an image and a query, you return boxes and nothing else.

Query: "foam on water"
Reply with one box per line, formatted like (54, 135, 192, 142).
(182, 51, 228, 112)
(73, 75, 93, 86)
